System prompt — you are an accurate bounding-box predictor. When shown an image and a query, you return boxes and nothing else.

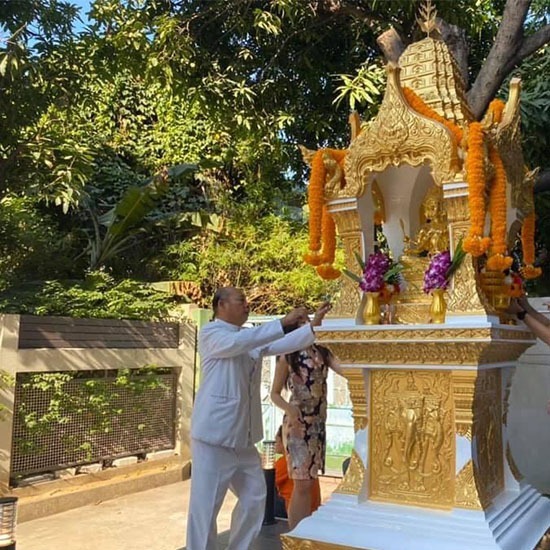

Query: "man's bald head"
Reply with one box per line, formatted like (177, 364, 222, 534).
(212, 287, 249, 326)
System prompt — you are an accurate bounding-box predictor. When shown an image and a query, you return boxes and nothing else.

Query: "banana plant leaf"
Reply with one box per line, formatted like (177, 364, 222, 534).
(88, 163, 197, 269)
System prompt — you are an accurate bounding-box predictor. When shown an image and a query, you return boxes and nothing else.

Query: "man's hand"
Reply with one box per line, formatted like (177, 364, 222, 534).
(312, 301, 332, 327)
(281, 307, 309, 332)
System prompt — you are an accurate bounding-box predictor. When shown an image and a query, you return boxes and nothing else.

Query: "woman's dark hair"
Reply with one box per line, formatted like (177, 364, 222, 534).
(285, 344, 334, 377)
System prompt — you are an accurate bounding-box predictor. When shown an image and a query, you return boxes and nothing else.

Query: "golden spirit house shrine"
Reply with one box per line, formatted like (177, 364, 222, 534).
(281, 11, 550, 550)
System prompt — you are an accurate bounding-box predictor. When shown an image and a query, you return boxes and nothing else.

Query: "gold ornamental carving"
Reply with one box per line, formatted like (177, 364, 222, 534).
(442, 183, 488, 315)
(490, 78, 533, 216)
(328, 204, 362, 318)
(328, 341, 532, 367)
(452, 369, 504, 509)
(473, 369, 504, 506)
(446, 224, 488, 314)
(345, 64, 458, 196)
(342, 368, 367, 431)
(446, 255, 487, 314)
(455, 460, 484, 510)
(502, 369, 515, 426)
(281, 536, 359, 550)
(316, 327, 532, 342)
(369, 370, 455, 509)
(399, 36, 473, 126)
(452, 371, 475, 441)
(335, 450, 365, 496)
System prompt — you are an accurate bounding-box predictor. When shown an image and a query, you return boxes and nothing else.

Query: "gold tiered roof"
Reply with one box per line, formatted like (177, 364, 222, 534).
(399, 36, 474, 126)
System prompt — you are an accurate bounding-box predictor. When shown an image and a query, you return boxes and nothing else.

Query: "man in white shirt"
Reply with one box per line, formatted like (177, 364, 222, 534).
(186, 287, 330, 550)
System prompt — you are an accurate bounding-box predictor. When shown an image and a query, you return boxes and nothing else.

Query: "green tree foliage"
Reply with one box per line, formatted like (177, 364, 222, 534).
(83, 163, 196, 270)
(160, 214, 339, 313)
(1, 0, 549, 314)
(0, 195, 75, 288)
(0, 0, 95, 209)
(0, 271, 176, 319)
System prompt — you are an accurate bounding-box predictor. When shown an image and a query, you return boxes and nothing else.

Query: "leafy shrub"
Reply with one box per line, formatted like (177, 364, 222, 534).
(159, 214, 339, 314)
(0, 196, 76, 288)
(0, 271, 177, 320)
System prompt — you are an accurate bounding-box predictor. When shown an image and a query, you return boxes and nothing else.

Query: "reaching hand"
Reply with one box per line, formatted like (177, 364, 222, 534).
(509, 296, 535, 316)
(517, 295, 536, 314)
(508, 298, 524, 315)
(281, 307, 309, 331)
(312, 301, 332, 327)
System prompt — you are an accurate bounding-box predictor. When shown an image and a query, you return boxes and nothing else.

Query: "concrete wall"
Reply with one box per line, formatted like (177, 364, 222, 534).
(508, 297, 550, 494)
(0, 314, 196, 498)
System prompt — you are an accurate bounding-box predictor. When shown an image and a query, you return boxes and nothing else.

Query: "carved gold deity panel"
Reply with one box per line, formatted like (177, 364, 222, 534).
(472, 368, 504, 505)
(370, 370, 455, 508)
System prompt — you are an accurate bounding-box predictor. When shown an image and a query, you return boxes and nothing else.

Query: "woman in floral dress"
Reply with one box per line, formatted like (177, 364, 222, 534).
(271, 338, 343, 529)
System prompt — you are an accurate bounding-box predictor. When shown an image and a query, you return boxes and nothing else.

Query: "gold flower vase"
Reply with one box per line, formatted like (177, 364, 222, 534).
(359, 291, 381, 325)
(429, 288, 447, 324)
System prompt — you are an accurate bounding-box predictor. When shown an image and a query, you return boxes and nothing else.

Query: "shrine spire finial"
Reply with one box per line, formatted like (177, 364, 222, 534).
(417, 0, 439, 38)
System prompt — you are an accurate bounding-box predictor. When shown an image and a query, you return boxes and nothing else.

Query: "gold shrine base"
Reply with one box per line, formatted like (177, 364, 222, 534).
(279, 322, 550, 550)
(281, 537, 362, 550)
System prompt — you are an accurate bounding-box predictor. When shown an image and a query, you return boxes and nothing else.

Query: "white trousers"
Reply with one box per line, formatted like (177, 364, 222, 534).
(186, 439, 266, 550)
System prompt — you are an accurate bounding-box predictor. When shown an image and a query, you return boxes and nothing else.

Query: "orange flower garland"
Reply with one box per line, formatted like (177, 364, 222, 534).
(463, 122, 491, 257)
(304, 149, 326, 266)
(487, 98, 505, 122)
(402, 87, 464, 146)
(520, 212, 542, 279)
(304, 148, 347, 279)
(486, 145, 513, 271)
(316, 206, 341, 279)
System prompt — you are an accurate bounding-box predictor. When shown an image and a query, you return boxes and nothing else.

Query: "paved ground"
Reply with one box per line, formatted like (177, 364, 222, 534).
(17, 476, 341, 550)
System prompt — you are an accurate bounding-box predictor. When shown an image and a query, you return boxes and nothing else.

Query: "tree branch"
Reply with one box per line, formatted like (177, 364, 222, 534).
(468, 0, 533, 119)
(376, 27, 405, 63)
(505, 23, 550, 72)
(535, 169, 550, 194)
(436, 18, 469, 84)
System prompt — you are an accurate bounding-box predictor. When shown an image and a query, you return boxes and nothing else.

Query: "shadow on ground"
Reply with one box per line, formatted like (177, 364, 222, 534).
(180, 519, 289, 550)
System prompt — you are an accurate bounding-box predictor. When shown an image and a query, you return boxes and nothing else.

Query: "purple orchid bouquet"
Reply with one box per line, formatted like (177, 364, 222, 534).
(361, 251, 390, 292)
(344, 250, 402, 293)
(423, 239, 466, 293)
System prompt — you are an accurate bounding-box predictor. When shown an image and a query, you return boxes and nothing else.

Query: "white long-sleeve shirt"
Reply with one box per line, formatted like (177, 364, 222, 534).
(191, 318, 315, 448)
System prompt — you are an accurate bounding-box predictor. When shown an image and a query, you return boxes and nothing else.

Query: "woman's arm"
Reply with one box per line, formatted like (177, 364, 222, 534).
(270, 356, 302, 422)
(328, 354, 345, 376)
(524, 314, 550, 346)
(510, 297, 550, 346)
(317, 344, 344, 376)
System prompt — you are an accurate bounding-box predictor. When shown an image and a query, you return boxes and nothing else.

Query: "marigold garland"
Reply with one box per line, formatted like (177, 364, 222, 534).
(315, 206, 341, 279)
(487, 99, 505, 123)
(304, 149, 326, 263)
(304, 148, 347, 279)
(520, 212, 542, 279)
(316, 264, 342, 280)
(463, 122, 491, 257)
(319, 206, 336, 264)
(486, 145, 513, 271)
(402, 87, 464, 146)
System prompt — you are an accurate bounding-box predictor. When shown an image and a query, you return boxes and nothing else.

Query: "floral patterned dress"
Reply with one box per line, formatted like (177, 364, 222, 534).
(283, 345, 329, 481)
